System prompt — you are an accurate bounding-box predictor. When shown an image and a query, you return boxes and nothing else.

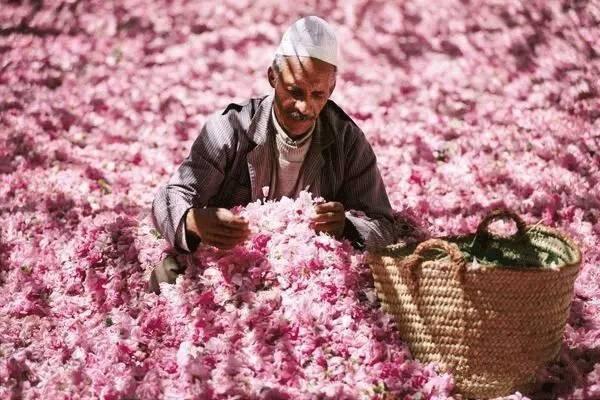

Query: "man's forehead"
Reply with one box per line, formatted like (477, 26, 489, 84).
(279, 56, 335, 86)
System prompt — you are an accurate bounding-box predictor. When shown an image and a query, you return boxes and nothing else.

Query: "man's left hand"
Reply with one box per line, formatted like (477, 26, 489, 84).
(311, 201, 345, 238)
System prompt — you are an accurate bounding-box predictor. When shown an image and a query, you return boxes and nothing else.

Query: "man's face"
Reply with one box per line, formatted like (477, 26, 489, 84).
(268, 56, 336, 138)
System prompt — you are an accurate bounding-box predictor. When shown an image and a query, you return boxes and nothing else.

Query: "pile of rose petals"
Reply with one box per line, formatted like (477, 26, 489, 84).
(1, 1, 598, 399)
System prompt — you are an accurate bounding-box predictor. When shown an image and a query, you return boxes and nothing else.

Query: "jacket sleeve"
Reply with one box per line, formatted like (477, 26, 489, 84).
(174, 214, 196, 253)
(151, 114, 235, 252)
(338, 127, 396, 249)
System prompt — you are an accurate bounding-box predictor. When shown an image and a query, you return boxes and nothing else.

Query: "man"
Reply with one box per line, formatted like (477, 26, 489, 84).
(150, 16, 395, 293)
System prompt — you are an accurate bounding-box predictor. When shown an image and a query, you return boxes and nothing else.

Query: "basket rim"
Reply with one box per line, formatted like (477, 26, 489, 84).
(368, 224, 582, 271)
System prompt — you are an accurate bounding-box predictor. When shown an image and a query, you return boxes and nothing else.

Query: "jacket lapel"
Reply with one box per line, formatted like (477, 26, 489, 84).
(246, 95, 275, 201)
(301, 116, 335, 197)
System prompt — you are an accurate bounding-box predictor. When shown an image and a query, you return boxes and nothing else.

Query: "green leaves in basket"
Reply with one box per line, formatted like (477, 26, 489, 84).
(450, 227, 577, 269)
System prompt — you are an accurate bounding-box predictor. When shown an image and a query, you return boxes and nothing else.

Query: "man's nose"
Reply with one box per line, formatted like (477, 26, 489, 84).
(294, 99, 313, 117)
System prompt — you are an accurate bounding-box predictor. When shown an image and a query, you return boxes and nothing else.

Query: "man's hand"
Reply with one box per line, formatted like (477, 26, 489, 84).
(186, 207, 251, 250)
(311, 201, 345, 238)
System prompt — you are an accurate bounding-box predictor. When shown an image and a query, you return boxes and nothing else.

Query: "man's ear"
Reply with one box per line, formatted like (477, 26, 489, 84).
(267, 66, 277, 89)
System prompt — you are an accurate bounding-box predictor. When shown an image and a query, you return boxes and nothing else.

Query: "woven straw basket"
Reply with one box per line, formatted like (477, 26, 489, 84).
(368, 210, 581, 399)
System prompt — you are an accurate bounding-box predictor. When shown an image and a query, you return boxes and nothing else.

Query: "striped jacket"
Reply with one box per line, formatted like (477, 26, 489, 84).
(151, 94, 395, 252)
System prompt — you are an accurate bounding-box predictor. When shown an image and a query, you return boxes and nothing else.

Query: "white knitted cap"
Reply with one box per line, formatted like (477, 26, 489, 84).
(275, 16, 338, 67)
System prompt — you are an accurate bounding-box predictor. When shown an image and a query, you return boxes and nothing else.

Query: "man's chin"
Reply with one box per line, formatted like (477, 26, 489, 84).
(284, 119, 314, 137)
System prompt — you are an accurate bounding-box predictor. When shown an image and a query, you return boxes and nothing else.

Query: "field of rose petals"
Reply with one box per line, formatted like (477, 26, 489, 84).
(1, 1, 599, 399)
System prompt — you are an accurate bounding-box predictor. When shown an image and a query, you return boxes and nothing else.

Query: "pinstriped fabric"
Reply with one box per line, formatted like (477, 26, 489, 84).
(151, 94, 396, 252)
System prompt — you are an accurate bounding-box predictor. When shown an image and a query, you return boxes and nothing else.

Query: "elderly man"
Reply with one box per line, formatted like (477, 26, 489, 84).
(150, 16, 395, 293)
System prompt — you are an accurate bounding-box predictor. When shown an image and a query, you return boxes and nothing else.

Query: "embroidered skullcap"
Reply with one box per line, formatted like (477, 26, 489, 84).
(275, 16, 338, 67)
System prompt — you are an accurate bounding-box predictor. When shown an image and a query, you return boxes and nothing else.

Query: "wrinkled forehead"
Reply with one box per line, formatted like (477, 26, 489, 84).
(278, 55, 336, 88)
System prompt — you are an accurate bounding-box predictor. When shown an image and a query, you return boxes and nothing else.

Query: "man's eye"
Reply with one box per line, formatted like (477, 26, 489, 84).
(289, 88, 303, 98)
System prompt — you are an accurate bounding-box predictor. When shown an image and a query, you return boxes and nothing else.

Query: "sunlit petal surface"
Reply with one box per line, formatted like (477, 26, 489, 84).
(1, 1, 598, 399)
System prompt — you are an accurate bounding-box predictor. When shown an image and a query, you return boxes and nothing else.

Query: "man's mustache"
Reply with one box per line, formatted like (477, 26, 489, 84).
(288, 111, 314, 121)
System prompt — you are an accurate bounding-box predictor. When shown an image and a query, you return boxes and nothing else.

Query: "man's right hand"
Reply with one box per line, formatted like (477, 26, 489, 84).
(185, 207, 251, 250)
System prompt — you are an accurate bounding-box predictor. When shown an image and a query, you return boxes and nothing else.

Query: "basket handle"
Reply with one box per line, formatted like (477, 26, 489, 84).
(405, 239, 466, 274)
(476, 209, 527, 240)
